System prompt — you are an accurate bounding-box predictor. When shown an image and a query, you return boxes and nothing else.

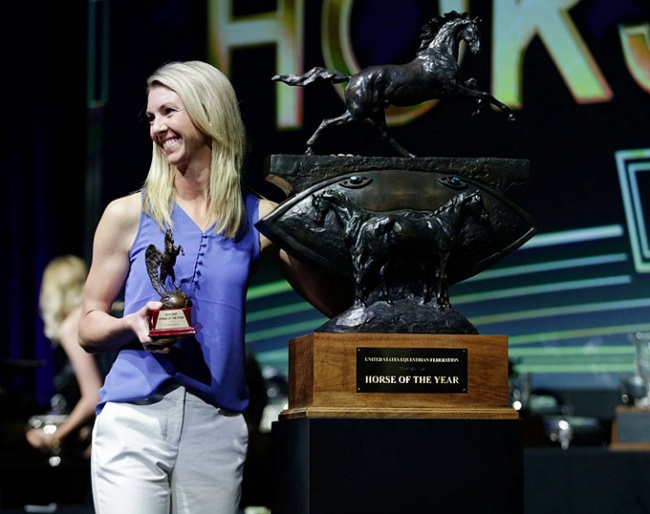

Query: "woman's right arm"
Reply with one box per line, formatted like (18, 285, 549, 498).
(79, 193, 161, 353)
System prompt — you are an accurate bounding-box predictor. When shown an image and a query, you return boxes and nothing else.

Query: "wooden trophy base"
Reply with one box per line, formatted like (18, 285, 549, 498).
(611, 405, 650, 450)
(281, 332, 517, 420)
(149, 326, 197, 337)
(274, 332, 523, 513)
(148, 307, 196, 337)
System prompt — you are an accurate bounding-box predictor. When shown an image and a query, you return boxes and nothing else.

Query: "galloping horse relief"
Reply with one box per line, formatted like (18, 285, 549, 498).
(273, 11, 515, 157)
(311, 188, 490, 308)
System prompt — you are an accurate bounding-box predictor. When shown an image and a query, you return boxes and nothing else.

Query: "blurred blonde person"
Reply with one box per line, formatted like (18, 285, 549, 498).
(26, 255, 102, 458)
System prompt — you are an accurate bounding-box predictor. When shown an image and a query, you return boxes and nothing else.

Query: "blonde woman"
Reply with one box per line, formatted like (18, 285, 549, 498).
(79, 61, 348, 514)
(26, 255, 103, 459)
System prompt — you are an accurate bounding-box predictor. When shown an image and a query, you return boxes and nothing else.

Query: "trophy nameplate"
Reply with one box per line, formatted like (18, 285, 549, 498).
(149, 303, 195, 337)
(145, 229, 196, 337)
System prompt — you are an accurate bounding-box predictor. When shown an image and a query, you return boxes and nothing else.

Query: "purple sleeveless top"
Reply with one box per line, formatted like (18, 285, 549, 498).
(96, 192, 260, 413)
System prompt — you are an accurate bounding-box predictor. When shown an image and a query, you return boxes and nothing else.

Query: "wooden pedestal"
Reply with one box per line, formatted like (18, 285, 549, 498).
(273, 332, 523, 513)
(281, 332, 517, 420)
(611, 405, 650, 450)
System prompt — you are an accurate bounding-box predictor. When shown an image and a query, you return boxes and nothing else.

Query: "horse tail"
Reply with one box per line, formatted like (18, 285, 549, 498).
(272, 66, 350, 87)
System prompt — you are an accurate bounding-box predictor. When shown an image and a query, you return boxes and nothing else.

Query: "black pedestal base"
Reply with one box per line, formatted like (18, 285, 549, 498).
(273, 417, 523, 514)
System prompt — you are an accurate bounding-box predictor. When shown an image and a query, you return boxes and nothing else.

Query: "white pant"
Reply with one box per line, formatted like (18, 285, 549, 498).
(91, 384, 248, 514)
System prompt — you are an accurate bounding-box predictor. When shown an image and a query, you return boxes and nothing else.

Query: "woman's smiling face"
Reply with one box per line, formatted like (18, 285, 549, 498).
(146, 84, 210, 168)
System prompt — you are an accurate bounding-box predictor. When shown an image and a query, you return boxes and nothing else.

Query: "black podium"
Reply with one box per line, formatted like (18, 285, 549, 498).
(273, 417, 523, 514)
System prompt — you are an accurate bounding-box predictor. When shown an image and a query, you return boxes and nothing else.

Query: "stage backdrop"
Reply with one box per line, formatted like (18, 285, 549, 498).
(93, 0, 650, 394)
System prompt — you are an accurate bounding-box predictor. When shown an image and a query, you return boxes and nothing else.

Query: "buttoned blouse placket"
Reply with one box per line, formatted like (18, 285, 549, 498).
(189, 232, 209, 296)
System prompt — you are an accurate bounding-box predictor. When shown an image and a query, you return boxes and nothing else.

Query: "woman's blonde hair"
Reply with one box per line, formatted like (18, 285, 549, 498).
(39, 255, 88, 342)
(143, 60, 247, 238)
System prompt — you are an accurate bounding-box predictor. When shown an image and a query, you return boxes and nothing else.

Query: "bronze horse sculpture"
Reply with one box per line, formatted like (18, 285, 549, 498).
(311, 188, 490, 308)
(145, 229, 191, 309)
(273, 11, 515, 157)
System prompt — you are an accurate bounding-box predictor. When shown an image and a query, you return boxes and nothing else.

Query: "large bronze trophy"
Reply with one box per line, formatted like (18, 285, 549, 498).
(258, 11, 537, 420)
(266, 12, 531, 513)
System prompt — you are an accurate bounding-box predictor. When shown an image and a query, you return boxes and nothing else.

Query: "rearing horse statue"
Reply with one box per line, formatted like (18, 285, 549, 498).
(273, 11, 515, 157)
(145, 229, 185, 298)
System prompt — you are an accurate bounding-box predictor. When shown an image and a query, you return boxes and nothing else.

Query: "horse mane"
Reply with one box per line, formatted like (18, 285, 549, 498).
(417, 10, 472, 51)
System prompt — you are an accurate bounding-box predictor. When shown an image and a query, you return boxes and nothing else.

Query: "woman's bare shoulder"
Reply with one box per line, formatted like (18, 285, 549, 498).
(100, 191, 143, 228)
(104, 191, 142, 216)
(93, 191, 143, 252)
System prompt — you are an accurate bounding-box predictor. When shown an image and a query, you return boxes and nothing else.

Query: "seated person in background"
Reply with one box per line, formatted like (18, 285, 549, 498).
(26, 255, 110, 459)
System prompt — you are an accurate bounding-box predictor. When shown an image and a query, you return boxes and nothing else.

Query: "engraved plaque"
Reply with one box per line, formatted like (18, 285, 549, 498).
(357, 347, 468, 393)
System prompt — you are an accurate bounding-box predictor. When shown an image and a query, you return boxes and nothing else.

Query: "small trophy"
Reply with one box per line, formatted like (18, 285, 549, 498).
(145, 229, 196, 336)
(631, 331, 650, 407)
